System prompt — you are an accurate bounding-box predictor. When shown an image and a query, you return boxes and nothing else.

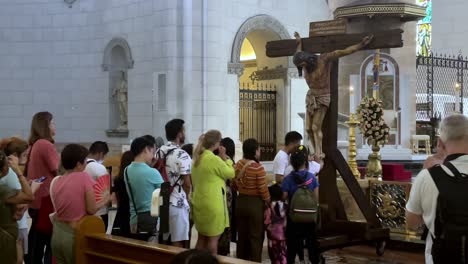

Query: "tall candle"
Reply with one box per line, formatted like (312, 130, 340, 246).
(455, 82, 461, 113)
(350, 86, 355, 114)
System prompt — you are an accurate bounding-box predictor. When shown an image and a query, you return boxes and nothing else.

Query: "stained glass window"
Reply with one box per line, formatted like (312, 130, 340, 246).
(417, 0, 432, 56)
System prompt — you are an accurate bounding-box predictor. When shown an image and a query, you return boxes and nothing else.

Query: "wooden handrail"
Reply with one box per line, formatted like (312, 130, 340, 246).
(75, 216, 258, 264)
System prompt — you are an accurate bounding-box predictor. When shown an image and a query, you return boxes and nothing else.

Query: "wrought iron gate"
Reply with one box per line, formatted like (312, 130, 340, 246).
(416, 53, 468, 120)
(416, 53, 468, 150)
(239, 82, 277, 161)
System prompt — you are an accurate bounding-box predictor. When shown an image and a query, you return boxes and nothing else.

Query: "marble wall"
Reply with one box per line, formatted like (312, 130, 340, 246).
(0, 0, 330, 148)
(432, 0, 468, 55)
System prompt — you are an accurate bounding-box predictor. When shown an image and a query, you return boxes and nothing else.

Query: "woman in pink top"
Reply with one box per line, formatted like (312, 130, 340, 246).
(50, 144, 109, 264)
(26, 111, 59, 264)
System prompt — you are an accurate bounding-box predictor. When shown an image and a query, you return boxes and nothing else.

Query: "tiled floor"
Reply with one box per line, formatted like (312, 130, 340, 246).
(106, 211, 425, 264)
(189, 226, 425, 264)
(226, 243, 425, 264)
(319, 245, 424, 264)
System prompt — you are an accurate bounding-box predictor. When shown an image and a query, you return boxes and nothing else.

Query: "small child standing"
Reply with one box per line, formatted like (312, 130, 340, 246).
(266, 183, 287, 264)
(282, 145, 320, 264)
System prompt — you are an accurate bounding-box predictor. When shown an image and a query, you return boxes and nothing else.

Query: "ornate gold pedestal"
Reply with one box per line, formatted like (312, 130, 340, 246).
(337, 178, 423, 243)
(366, 140, 383, 180)
(346, 113, 361, 179)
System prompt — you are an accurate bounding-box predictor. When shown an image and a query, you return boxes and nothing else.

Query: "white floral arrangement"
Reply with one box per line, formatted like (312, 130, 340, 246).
(357, 96, 390, 146)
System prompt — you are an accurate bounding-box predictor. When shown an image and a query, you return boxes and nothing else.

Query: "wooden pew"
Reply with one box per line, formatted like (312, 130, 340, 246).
(75, 216, 258, 264)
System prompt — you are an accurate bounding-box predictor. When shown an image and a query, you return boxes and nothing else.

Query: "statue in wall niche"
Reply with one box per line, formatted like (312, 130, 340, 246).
(113, 71, 128, 129)
(293, 32, 373, 162)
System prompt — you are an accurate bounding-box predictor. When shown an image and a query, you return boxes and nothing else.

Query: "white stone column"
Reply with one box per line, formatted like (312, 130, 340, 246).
(227, 62, 244, 143)
(390, 21, 417, 149)
(182, 0, 194, 141)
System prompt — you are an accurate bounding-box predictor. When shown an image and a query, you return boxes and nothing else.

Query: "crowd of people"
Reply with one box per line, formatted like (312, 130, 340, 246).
(0, 111, 322, 264)
(1, 111, 466, 264)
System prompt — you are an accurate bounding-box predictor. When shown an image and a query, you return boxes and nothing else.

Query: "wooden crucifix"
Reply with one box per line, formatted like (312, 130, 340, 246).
(266, 22, 403, 251)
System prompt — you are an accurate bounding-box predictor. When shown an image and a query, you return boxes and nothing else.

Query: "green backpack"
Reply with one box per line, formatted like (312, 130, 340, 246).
(289, 179, 318, 223)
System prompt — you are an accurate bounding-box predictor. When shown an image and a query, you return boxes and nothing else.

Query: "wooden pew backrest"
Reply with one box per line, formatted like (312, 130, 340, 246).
(75, 216, 259, 264)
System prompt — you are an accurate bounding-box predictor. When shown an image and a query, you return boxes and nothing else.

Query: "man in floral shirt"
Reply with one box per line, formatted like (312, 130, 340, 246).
(156, 119, 192, 248)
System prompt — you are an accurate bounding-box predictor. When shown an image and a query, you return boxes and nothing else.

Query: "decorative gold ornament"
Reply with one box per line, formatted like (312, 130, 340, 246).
(346, 113, 361, 179)
(377, 192, 401, 220)
(367, 139, 383, 180)
(334, 3, 426, 21)
(370, 181, 409, 232)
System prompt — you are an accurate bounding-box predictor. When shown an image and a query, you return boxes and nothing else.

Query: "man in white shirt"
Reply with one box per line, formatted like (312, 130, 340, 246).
(85, 141, 110, 229)
(156, 119, 192, 248)
(406, 114, 468, 264)
(273, 131, 303, 183)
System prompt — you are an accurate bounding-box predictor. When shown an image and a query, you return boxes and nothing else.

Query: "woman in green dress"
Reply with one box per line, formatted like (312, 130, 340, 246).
(191, 130, 235, 255)
(0, 151, 33, 264)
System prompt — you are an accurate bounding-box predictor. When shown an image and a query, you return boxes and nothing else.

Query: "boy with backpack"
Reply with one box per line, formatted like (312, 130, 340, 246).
(281, 145, 320, 264)
(406, 114, 468, 264)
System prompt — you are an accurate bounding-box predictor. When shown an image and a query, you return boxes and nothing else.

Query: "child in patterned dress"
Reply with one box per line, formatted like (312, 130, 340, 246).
(266, 183, 287, 264)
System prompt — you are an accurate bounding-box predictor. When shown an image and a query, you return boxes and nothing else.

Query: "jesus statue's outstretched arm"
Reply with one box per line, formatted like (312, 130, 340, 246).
(324, 35, 373, 60)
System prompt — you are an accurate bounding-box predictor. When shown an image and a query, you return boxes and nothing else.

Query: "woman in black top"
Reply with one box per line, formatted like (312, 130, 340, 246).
(214, 137, 236, 256)
(112, 151, 134, 237)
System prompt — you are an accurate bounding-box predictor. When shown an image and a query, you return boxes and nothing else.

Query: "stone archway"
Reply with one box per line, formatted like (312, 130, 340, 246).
(228, 15, 294, 160)
(103, 37, 133, 136)
(230, 15, 291, 64)
(102, 37, 134, 72)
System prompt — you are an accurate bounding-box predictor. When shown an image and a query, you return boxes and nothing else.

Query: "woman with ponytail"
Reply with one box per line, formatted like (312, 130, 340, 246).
(282, 145, 320, 264)
(190, 130, 235, 255)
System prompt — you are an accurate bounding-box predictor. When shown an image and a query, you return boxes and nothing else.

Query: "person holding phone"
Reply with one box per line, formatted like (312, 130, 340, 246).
(0, 151, 34, 264)
(190, 130, 235, 255)
(0, 137, 42, 264)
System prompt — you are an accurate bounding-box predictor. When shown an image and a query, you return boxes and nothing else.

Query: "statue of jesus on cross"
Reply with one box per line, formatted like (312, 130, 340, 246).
(293, 31, 373, 162)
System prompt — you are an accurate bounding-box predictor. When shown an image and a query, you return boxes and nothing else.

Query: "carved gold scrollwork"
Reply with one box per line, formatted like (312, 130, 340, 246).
(370, 182, 407, 230)
(334, 4, 426, 20)
(377, 192, 401, 219)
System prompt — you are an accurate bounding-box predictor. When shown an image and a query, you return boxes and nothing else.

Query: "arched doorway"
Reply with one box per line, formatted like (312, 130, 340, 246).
(360, 53, 401, 145)
(229, 15, 290, 161)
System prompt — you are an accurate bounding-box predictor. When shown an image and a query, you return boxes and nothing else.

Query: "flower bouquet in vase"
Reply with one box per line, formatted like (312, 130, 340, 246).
(357, 97, 390, 179)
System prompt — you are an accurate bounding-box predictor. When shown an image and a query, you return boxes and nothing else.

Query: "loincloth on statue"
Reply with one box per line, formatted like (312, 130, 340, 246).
(306, 92, 330, 113)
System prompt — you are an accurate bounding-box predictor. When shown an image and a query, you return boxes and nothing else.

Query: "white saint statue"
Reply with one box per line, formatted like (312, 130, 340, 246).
(113, 71, 128, 129)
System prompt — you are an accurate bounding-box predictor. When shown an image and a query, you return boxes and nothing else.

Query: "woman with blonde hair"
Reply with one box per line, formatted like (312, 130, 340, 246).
(191, 130, 235, 255)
